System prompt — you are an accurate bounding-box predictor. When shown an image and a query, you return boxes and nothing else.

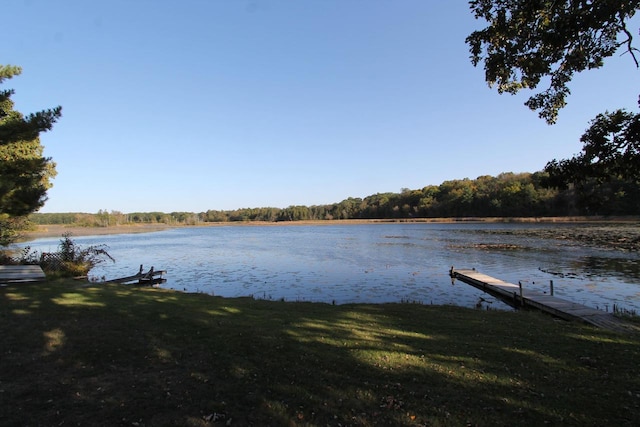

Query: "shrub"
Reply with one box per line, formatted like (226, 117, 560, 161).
(40, 233, 115, 277)
(0, 245, 40, 265)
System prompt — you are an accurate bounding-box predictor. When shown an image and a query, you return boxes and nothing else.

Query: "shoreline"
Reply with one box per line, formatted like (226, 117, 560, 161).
(22, 216, 640, 241)
(22, 223, 177, 240)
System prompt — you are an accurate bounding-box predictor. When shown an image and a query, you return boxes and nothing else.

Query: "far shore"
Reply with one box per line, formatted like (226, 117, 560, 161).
(22, 223, 177, 240)
(21, 216, 640, 241)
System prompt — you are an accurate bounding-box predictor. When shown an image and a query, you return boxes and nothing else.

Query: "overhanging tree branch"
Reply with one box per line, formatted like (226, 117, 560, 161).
(618, 14, 639, 67)
(467, 1, 640, 124)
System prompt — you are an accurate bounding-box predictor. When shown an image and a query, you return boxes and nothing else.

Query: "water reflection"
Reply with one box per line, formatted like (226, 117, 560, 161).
(573, 256, 640, 280)
(20, 223, 640, 312)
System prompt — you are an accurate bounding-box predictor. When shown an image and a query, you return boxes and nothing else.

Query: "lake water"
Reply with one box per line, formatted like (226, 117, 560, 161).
(21, 223, 640, 312)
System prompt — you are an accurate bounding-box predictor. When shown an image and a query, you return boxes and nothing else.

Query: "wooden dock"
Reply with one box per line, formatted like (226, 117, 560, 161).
(450, 268, 639, 333)
(106, 265, 166, 286)
(0, 265, 46, 284)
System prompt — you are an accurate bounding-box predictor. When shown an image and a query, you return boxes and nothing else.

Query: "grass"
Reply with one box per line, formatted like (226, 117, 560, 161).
(1, 280, 639, 426)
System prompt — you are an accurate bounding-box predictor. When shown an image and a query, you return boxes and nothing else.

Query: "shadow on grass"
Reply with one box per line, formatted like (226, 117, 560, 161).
(1, 280, 639, 426)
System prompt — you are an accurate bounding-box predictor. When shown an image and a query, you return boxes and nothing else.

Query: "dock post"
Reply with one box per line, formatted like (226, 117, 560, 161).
(550, 280, 554, 296)
(518, 281, 524, 306)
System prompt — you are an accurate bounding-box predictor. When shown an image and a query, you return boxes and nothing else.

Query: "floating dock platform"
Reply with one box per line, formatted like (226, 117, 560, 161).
(450, 268, 639, 333)
(106, 265, 166, 286)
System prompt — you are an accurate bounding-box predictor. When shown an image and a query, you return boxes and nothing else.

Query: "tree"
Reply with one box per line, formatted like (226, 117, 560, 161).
(544, 110, 640, 213)
(466, 1, 639, 124)
(0, 65, 61, 244)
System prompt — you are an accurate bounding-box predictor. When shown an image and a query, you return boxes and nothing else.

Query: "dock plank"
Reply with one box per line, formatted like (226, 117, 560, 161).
(0, 265, 46, 283)
(450, 268, 639, 333)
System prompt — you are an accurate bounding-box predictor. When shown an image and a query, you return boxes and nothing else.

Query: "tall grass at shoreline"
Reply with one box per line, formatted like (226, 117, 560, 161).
(2, 280, 639, 426)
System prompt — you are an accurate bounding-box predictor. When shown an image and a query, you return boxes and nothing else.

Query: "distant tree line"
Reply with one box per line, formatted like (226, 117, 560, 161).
(30, 210, 202, 227)
(29, 170, 639, 227)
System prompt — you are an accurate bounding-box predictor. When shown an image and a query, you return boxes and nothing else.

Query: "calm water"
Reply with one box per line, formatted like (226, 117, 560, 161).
(22, 223, 640, 311)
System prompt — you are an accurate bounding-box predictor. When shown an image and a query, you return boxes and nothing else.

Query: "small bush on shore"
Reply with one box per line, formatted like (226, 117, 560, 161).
(37, 233, 114, 277)
(0, 245, 39, 265)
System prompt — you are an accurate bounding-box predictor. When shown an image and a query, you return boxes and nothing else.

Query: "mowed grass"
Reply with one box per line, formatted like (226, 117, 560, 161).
(1, 280, 639, 426)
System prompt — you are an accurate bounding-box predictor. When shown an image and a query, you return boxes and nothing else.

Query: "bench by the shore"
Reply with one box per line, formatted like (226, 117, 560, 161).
(0, 265, 46, 284)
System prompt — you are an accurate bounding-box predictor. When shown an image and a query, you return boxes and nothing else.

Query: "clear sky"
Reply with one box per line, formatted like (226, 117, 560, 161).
(4, 0, 638, 213)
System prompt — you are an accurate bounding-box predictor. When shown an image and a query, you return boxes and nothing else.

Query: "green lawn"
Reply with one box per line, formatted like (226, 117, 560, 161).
(1, 280, 639, 426)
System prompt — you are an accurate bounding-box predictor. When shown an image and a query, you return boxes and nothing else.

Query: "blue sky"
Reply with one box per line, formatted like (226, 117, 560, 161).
(4, 0, 638, 213)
